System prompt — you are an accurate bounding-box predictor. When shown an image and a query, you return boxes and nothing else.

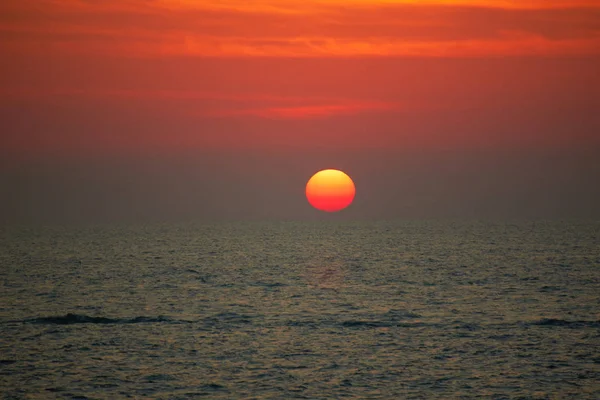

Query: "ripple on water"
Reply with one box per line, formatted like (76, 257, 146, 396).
(1, 221, 599, 398)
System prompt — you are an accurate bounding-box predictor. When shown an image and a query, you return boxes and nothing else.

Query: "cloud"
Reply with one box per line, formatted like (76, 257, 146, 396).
(207, 101, 400, 119)
(1, 0, 599, 57)
(0, 87, 402, 119)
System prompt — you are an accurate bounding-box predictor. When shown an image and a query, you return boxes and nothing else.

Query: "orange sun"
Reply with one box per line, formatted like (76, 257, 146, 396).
(306, 169, 356, 212)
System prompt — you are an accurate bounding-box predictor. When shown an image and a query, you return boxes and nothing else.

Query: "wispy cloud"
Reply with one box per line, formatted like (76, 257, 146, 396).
(2, 0, 599, 57)
(0, 87, 403, 119)
(208, 101, 400, 119)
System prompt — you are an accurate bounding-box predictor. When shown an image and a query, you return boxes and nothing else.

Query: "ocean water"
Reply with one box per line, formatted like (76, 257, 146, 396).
(1, 220, 599, 399)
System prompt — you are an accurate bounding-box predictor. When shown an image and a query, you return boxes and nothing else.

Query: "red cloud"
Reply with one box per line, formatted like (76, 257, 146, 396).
(2, 0, 600, 57)
(208, 101, 400, 119)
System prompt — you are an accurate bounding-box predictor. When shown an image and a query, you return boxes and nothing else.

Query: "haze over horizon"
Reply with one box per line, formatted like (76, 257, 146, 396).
(1, 0, 599, 224)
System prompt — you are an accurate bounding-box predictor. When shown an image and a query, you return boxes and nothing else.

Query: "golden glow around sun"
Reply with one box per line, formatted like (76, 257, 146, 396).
(306, 169, 356, 212)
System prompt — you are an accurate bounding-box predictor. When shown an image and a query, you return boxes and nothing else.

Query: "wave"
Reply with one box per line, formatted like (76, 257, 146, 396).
(340, 320, 429, 328)
(25, 313, 189, 325)
(24, 314, 599, 330)
(531, 318, 600, 328)
(22, 312, 255, 327)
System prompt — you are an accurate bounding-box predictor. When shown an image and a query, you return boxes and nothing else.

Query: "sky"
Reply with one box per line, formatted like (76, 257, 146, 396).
(1, 0, 599, 223)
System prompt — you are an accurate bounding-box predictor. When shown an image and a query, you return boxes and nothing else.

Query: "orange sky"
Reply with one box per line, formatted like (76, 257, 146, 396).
(1, 0, 599, 158)
(1, 0, 599, 221)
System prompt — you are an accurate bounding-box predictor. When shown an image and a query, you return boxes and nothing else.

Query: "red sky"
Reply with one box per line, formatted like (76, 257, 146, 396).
(1, 0, 599, 221)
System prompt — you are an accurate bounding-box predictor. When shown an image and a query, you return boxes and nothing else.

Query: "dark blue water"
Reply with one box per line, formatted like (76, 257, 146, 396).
(1, 221, 599, 398)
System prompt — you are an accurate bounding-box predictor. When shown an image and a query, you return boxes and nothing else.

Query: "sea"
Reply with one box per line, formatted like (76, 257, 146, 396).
(1, 220, 599, 399)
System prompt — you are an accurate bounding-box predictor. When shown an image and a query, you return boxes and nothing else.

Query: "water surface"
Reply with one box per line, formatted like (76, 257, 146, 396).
(1, 221, 599, 398)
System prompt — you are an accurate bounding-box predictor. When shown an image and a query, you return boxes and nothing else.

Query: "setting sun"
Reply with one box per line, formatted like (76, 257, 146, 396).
(306, 169, 356, 212)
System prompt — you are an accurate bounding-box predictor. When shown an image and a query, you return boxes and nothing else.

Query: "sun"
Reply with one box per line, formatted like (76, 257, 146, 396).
(306, 169, 356, 212)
